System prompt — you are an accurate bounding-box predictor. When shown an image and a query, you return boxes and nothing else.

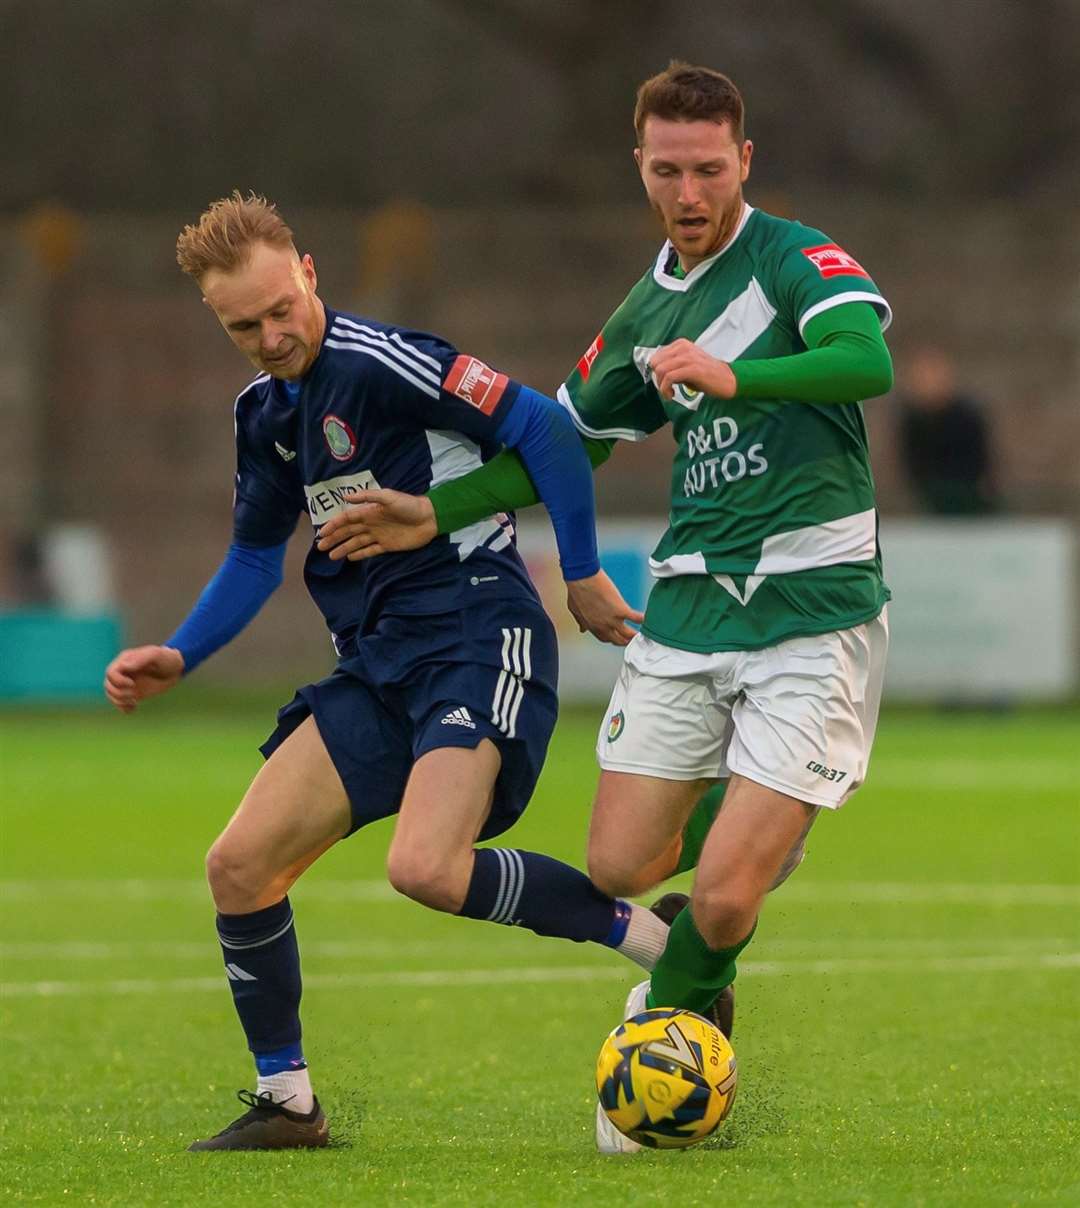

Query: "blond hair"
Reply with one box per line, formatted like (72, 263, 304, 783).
(176, 191, 295, 281)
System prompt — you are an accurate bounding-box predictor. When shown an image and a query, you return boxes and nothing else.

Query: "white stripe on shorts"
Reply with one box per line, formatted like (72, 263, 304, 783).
(491, 628, 532, 737)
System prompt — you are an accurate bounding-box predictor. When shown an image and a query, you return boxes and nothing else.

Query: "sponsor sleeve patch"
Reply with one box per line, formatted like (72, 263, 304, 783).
(576, 332, 604, 381)
(801, 243, 871, 280)
(443, 354, 510, 415)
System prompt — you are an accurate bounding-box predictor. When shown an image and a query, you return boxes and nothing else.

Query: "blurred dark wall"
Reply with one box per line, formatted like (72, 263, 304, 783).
(4, 0, 1080, 213)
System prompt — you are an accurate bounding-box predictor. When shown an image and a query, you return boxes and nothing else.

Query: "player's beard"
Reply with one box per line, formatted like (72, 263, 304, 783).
(666, 189, 744, 266)
(708, 190, 745, 253)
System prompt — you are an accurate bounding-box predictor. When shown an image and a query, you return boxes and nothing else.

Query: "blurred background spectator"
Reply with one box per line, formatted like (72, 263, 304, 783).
(896, 345, 999, 515)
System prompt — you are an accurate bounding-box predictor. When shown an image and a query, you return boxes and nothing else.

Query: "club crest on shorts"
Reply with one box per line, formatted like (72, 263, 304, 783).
(607, 710, 625, 742)
(323, 414, 356, 461)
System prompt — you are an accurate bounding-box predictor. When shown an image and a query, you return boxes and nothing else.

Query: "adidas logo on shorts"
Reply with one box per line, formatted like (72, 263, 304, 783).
(440, 707, 477, 730)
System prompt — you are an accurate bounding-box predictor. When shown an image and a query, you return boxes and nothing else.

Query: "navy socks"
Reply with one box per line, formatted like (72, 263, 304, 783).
(459, 848, 620, 944)
(216, 896, 304, 1064)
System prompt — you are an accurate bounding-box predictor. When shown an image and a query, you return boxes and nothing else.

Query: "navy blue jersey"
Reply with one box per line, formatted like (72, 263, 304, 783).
(232, 307, 540, 653)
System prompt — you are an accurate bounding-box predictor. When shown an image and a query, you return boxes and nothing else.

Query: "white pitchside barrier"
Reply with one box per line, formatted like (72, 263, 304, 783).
(515, 517, 1078, 705)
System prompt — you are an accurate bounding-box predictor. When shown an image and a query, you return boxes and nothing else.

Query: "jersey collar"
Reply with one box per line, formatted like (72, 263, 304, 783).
(652, 203, 755, 293)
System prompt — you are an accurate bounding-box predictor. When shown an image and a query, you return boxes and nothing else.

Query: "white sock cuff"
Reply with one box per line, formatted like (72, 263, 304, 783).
(256, 1066, 314, 1115)
(616, 903, 671, 971)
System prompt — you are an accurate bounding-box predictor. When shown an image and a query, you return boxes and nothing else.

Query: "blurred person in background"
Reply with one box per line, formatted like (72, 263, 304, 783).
(897, 344, 999, 514)
(5, 534, 55, 606)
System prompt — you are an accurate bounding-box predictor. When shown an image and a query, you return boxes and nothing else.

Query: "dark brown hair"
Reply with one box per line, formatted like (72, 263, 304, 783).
(634, 62, 745, 144)
(176, 191, 295, 281)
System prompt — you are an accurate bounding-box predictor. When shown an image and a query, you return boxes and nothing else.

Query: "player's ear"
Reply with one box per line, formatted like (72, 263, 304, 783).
(633, 146, 643, 174)
(740, 139, 753, 182)
(300, 253, 317, 292)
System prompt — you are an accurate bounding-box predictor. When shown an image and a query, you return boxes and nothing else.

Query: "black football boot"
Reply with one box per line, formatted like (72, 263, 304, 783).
(188, 1090, 329, 1151)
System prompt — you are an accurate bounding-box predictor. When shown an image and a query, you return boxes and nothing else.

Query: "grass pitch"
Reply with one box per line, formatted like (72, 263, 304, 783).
(2, 698, 1078, 1206)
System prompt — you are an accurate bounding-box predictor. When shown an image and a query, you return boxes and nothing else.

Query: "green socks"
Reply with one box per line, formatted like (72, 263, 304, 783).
(675, 782, 727, 875)
(648, 907, 755, 1015)
(653, 781, 751, 1014)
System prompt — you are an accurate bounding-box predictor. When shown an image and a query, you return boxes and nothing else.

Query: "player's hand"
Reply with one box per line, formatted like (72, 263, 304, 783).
(316, 489, 438, 561)
(565, 571, 644, 647)
(649, 339, 737, 401)
(104, 645, 184, 713)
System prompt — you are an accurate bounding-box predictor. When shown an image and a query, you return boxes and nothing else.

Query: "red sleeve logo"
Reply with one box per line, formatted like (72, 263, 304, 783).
(443, 354, 510, 416)
(801, 243, 871, 280)
(576, 332, 604, 381)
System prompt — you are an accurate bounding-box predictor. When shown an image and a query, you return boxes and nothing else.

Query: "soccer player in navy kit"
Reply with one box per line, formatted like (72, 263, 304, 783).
(103, 193, 667, 1150)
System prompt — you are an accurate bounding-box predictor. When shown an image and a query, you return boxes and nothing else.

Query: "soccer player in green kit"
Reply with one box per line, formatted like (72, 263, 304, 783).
(318, 62, 893, 1152)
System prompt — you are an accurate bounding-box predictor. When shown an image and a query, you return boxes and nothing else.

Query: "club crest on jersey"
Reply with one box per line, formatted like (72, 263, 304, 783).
(801, 243, 871, 280)
(577, 333, 604, 381)
(607, 710, 625, 742)
(323, 414, 356, 461)
(673, 383, 704, 408)
(444, 355, 509, 416)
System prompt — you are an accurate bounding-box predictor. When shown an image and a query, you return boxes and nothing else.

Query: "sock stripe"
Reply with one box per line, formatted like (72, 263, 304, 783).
(486, 849, 512, 922)
(217, 912, 295, 951)
(501, 849, 526, 923)
(460, 848, 619, 946)
(498, 850, 521, 923)
(487, 848, 525, 924)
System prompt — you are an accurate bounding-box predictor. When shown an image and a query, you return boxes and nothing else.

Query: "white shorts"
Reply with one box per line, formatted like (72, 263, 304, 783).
(596, 609, 889, 809)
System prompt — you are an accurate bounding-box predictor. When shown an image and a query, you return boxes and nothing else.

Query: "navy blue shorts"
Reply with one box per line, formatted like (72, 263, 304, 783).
(260, 598, 559, 840)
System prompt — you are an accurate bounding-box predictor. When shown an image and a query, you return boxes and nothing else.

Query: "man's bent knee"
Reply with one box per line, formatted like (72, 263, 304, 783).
(690, 882, 760, 950)
(205, 839, 286, 913)
(386, 844, 470, 914)
(587, 848, 666, 899)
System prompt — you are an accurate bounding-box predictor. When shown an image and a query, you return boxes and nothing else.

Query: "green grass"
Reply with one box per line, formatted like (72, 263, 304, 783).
(2, 702, 1078, 1206)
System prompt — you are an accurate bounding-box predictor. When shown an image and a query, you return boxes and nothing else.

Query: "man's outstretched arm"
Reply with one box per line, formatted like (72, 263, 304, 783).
(104, 540, 286, 712)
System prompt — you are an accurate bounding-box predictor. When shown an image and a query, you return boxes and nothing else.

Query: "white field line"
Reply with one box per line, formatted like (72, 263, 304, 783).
(1, 951, 1077, 999)
(777, 882, 1080, 906)
(1, 879, 1078, 906)
(0, 936, 1074, 962)
(865, 761, 1078, 792)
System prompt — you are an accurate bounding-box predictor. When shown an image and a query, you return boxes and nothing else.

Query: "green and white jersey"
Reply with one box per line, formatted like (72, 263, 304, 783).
(558, 204, 892, 653)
